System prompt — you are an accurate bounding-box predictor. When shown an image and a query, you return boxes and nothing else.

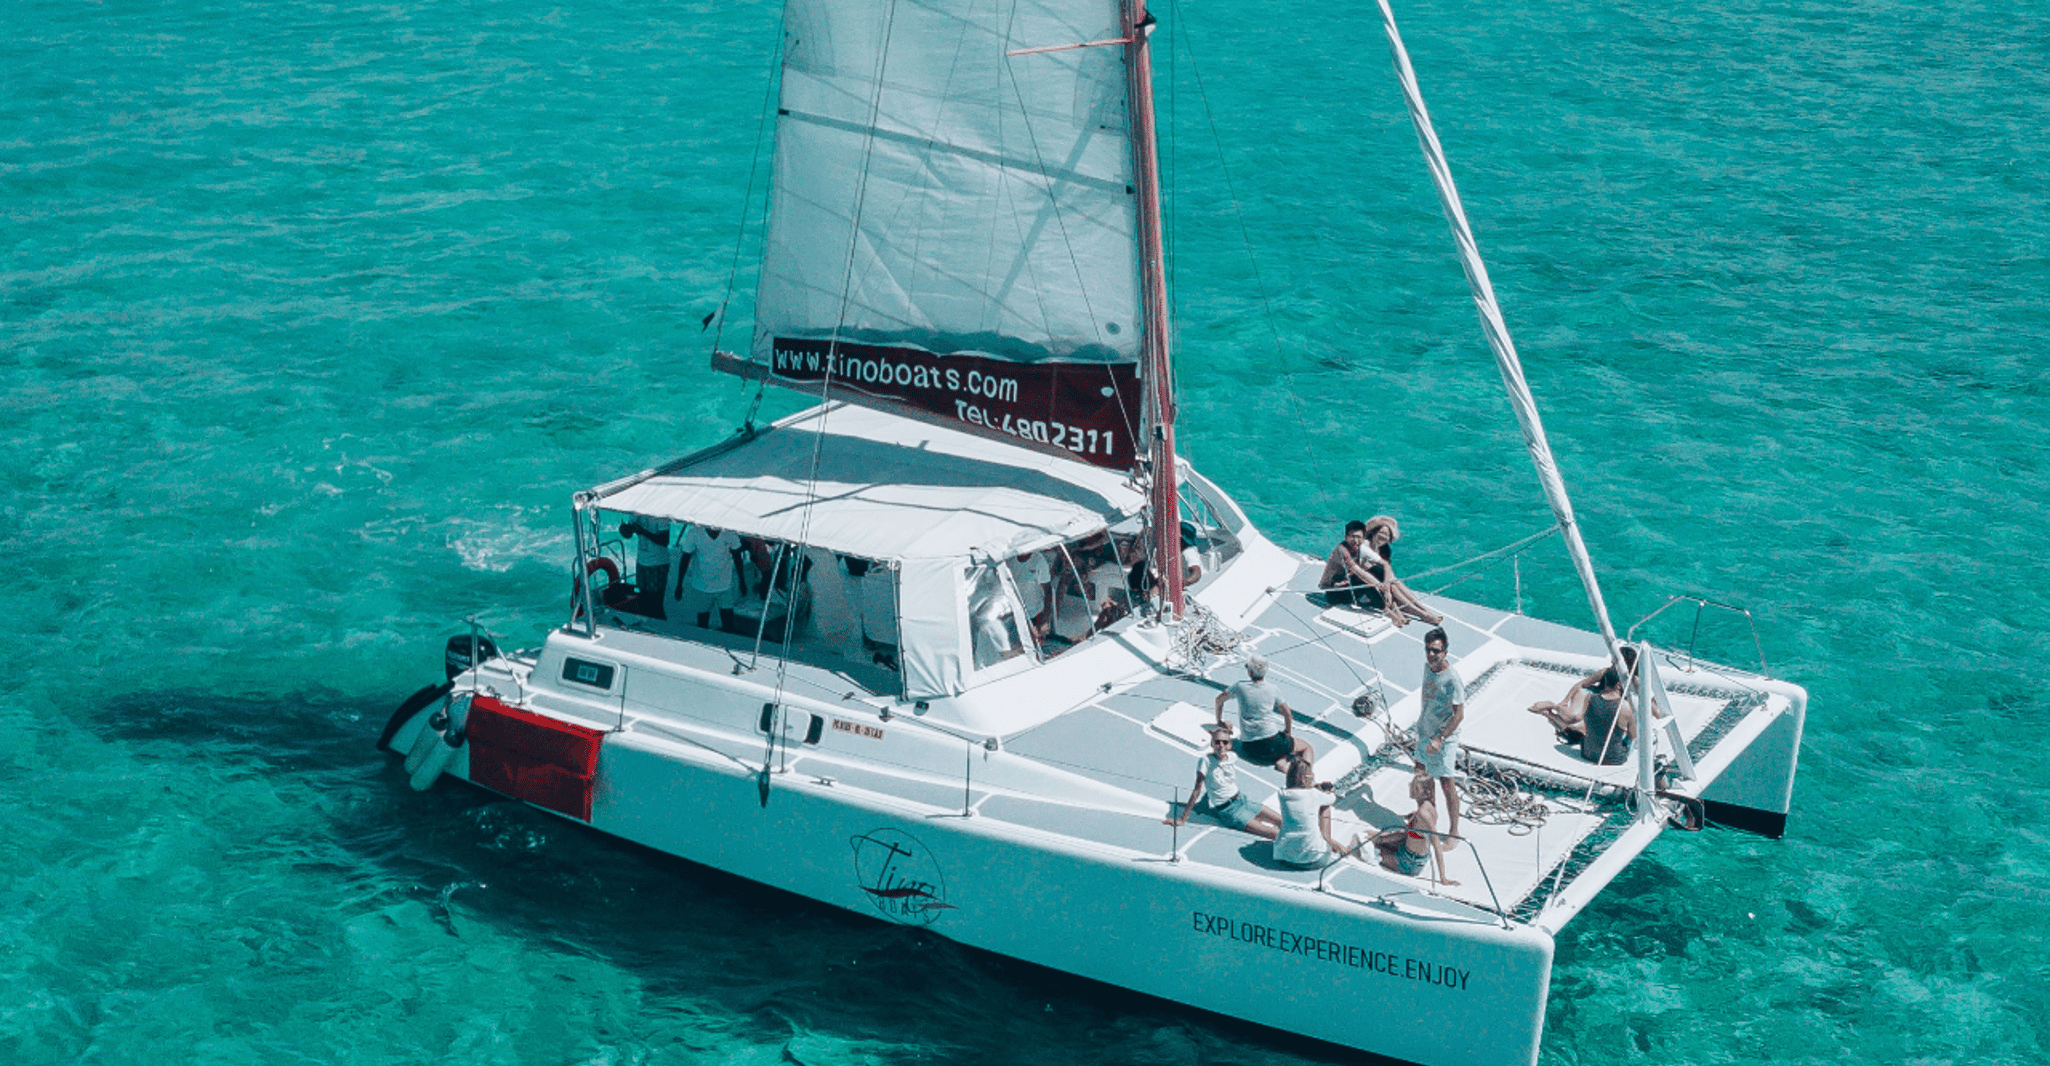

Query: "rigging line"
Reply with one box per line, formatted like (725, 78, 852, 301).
(1259, 588, 1376, 696)
(1167, 0, 1313, 468)
(997, 14, 1137, 444)
(717, 16, 787, 424)
(767, 0, 905, 777)
(1406, 522, 1561, 583)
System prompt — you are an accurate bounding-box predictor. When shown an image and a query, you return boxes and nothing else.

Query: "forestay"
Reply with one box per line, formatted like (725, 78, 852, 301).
(753, 0, 1144, 469)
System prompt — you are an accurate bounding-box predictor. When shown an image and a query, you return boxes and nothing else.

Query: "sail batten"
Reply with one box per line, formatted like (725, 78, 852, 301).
(752, 0, 1146, 469)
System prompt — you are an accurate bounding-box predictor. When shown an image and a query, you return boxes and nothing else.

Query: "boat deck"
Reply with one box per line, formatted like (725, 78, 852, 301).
(490, 555, 1789, 931)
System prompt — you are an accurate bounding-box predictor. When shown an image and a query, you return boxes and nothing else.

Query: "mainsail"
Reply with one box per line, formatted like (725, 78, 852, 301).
(748, 0, 1146, 470)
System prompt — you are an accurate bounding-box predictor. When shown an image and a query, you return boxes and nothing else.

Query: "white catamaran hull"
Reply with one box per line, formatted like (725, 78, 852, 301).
(389, 676, 1554, 1066)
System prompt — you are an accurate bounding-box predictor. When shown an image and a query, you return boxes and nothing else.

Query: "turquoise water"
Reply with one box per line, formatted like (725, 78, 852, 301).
(4, 0, 2045, 1061)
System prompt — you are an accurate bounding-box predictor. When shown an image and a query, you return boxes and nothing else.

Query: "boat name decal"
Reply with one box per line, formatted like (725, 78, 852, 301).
(768, 338, 1140, 471)
(832, 719, 885, 740)
(1190, 910, 1471, 991)
(851, 829, 952, 925)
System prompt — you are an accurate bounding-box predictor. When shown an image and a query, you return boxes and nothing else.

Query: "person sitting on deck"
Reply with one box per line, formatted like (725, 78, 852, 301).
(1272, 754, 1345, 868)
(1358, 515, 1444, 627)
(1318, 519, 1391, 617)
(675, 524, 746, 632)
(1214, 654, 1312, 771)
(1165, 724, 1281, 840)
(1371, 763, 1458, 884)
(1525, 647, 1641, 765)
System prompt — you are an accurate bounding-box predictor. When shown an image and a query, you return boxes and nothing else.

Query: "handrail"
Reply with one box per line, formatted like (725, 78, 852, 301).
(1625, 594, 1771, 678)
(1318, 827, 1511, 928)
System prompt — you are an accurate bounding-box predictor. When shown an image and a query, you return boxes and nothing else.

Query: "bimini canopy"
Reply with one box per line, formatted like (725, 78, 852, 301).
(594, 403, 1142, 562)
(591, 404, 1145, 703)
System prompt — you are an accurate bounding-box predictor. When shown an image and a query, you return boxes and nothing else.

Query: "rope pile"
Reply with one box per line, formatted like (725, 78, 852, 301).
(1457, 761, 1552, 835)
(1163, 600, 1244, 674)
(1327, 701, 1553, 836)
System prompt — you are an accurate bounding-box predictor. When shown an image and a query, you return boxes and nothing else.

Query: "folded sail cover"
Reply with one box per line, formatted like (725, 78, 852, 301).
(755, 0, 1143, 469)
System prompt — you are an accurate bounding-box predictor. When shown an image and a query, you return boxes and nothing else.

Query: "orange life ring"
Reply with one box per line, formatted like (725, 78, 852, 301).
(572, 558, 624, 620)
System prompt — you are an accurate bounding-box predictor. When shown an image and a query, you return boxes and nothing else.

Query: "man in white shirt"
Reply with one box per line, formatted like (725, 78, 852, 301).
(1006, 550, 1052, 641)
(618, 516, 671, 618)
(676, 524, 745, 631)
(1417, 627, 1466, 839)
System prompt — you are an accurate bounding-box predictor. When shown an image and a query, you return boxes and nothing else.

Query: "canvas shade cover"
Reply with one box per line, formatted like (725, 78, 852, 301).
(594, 404, 1141, 564)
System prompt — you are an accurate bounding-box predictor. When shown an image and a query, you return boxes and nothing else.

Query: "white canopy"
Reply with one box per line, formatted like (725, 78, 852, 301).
(593, 404, 1143, 701)
(594, 403, 1142, 562)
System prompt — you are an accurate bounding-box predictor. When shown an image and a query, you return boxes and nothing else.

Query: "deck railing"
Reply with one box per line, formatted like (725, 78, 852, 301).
(1626, 594, 1771, 678)
(1318, 828, 1512, 928)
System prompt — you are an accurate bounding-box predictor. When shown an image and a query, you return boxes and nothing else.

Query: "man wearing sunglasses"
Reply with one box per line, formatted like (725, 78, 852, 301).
(1417, 627, 1465, 841)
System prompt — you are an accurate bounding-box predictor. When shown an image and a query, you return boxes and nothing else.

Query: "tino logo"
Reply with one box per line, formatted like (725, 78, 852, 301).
(850, 828, 952, 925)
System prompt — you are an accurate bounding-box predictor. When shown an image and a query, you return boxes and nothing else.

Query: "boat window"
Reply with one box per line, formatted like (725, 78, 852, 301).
(1177, 474, 1244, 575)
(581, 509, 901, 694)
(1039, 533, 1141, 656)
(967, 562, 1033, 670)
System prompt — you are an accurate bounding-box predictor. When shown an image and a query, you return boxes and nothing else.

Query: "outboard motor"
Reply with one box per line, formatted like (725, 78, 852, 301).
(445, 633, 500, 681)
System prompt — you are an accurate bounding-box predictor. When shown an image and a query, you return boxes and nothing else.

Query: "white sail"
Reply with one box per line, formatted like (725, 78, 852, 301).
(750, 0, 1144, 468)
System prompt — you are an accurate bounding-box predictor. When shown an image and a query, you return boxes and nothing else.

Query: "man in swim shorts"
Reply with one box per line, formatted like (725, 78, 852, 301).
(1416, 628, 1465, 839)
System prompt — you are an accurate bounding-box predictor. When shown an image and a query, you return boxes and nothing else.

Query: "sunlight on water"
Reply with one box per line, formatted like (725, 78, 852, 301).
(3, 0, 2045, 1063)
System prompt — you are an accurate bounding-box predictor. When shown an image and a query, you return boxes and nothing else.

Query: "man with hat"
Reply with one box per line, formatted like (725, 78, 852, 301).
(1213, 654, 1311, 771)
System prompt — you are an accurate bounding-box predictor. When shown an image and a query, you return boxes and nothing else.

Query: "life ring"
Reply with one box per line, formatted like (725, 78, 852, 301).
(573, 557, 624, 619)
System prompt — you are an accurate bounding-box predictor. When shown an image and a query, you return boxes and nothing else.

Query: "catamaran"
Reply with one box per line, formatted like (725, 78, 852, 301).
(378, 3, 1804, 1064)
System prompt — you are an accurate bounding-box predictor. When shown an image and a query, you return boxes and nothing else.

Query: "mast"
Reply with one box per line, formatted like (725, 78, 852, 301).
(1124, 0, 1182, 616)
(1374, 0, 1638, 785)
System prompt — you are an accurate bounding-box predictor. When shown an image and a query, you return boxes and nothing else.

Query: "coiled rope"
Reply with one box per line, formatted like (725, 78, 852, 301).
(1328, 695, 1553, 836)
(1162, 600, 1244, 675)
